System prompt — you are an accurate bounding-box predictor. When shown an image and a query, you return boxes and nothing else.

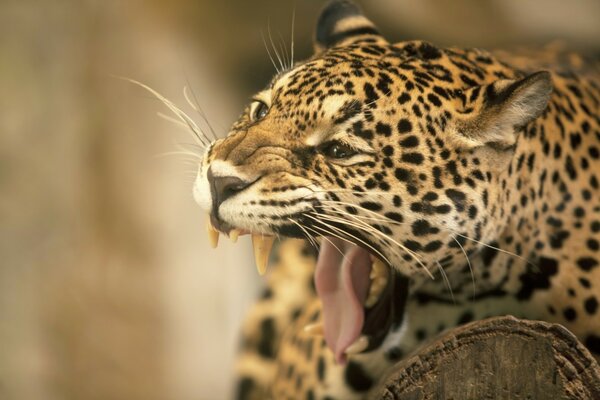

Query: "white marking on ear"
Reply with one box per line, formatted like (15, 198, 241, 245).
(334, 15, 375, 34)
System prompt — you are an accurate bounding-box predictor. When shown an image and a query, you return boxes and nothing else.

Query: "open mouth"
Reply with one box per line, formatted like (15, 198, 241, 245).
(207, 218, 409, 364)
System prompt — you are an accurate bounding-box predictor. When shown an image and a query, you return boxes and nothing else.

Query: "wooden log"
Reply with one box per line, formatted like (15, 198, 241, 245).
(369, 316, 600, 400)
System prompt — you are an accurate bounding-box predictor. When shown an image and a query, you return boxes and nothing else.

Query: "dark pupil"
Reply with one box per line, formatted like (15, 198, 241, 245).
(255, 102, 267, 120)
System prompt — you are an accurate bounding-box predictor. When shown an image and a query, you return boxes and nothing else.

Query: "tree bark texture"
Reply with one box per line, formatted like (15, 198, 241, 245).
(369, 316, 600, 400)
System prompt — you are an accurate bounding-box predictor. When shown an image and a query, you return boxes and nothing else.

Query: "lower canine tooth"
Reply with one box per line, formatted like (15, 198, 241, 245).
(229, 229, 240, 243)
(345, 335, 369, 355)
(365, 256, 389, 308)
(303, 322, 324, 336)
(251, 234, 275, 276)
(206, 218, 219, 248)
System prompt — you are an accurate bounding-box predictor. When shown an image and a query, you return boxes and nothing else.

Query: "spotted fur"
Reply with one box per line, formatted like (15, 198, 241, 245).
(192, 1, 600, 399)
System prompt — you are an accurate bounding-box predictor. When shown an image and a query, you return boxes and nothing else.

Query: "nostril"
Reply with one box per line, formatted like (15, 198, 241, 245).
(207, 167, 252, 214)
(215, 176, 249, 203)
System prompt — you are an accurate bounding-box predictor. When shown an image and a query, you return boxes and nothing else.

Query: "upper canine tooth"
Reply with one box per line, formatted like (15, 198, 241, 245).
(303, 322, 324, 336)
(251, 234, 275, 276)
(206, 218, 220, 248)
(345, 335, 369, 355)
(229, 229, 240, 243)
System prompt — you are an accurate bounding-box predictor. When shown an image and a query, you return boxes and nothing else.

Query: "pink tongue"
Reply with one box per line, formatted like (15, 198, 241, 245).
(315, 237, 371, 364)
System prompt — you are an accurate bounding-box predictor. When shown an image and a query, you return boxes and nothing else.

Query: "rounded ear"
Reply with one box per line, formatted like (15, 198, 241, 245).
(455, 71, 553, 150)
(314, 0, 387, 54)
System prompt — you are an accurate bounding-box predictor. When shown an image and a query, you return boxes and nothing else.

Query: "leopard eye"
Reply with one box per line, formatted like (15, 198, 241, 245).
(321, 141, 357, 159)
(250, 100, 269, 121)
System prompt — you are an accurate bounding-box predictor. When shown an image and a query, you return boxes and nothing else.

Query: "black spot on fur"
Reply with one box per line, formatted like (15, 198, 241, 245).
(403, 240, 422, 251)
(317, 356, 326, 381)
(516, 256, 559, 300)
(402, 152, 424, 165)
(424, 240, 442, 252)
(397, 118, 412, 134)
(236, 377, 256, 400)
(549, 230, 570, 249)
(344, 361, 373, 392)
(397, 92, 411, 104)
(577, 257, 598, 271)
(481, 243, 499, 266)
(384, 212, 403, 223)
(563, 307, 577, 321)
(412, 219, 434, 236)
(363, 82, 379, 105)
(585, 335, 600, 354)
(445, 189, 466, 212)
(351, 120, 373, 140)
(418, 42, 442, 59)
(257, 318, 276, 358)
(360, 201, 383, 211)
(584, 297, 598, 315)
(386, 346, 404, 361)
(457, 310, 474, 324)
(394, 167, 412, 182)
(468, 205, 478, 219)
(375, 122, 392, 137)
(427, 93, 442, 107)
(399, 135, 419, 148)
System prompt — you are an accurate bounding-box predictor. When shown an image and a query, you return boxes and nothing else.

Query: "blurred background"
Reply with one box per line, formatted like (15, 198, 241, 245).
(1, 0, 599, 399)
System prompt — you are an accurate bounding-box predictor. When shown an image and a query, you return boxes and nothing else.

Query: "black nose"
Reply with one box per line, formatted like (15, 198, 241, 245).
(207, 166, 252, 214)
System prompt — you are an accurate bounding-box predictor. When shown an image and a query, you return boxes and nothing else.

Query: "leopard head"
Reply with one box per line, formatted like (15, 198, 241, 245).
(193, 0, 552, 362)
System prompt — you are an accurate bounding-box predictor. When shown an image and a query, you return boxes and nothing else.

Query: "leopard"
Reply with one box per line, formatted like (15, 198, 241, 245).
(191, 1, 600, 399)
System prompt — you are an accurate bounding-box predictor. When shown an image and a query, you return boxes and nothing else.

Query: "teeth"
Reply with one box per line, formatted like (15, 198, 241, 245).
(303, 322, 324, 336)
(229, 229, 241, 243)
(251, 234, 275, 276)
(365, 256, 389, 308)
(345, 335, 369, 355)
(206, 218, 220, 248)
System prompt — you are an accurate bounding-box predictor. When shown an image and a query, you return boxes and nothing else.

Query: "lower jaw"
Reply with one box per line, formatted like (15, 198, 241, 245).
(206, 219, 410, 361)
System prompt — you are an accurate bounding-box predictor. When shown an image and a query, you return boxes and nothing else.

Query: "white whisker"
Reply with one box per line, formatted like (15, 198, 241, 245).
(118, 76, 211, 146)
(315, 201, 433, 279)
(304, 212, 392, 266)
(182, 85, 219, 141)
(290, 7, 295, 68)
(452, 235, 476, 302)
(261, 30, 281, 74)
(436, 260, 455, 304)
(267, 20, 285, 73)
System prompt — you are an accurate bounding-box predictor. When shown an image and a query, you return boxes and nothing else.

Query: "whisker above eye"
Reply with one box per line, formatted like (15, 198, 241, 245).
(290, 7, 296, 68)
(261, 30, 281, 75)
(267, 20, 286, 74)
(182, 85, 219, 141)
(119, 76, 212, 147)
